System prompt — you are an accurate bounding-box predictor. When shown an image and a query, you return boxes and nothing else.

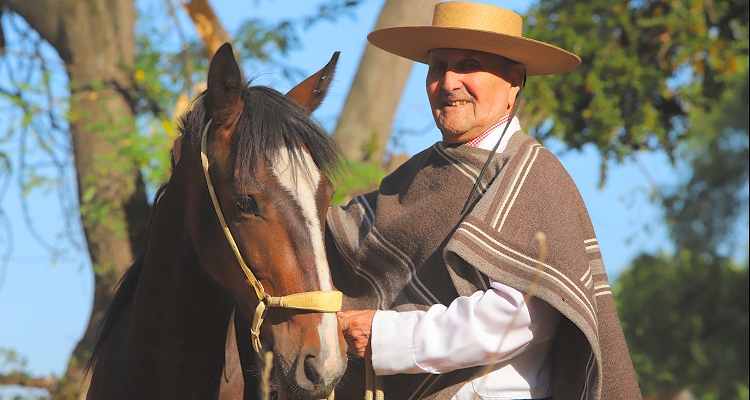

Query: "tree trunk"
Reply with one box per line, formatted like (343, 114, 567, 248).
(4, 1, 149, 398)
(182, 0, 233, 56)
(332, 0, 438, 164)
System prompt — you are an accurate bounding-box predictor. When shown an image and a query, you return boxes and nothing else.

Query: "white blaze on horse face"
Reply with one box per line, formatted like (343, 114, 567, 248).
(271, 148, 341, 373)
(270, 148, 332, 290)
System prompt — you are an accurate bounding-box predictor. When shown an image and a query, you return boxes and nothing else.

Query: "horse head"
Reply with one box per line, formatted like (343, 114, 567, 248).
(177, 43, 347, 398)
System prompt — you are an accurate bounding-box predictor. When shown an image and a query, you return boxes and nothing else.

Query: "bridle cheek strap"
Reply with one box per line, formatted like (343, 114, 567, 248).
(200, 120, 343, 355)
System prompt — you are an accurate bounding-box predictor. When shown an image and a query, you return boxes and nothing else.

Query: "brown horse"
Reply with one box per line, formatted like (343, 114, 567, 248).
(85, 43, 348, 399)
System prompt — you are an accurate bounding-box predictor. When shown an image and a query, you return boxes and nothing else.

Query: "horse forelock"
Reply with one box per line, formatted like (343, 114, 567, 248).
(177, 84, 341, 192)
(232, 86, 341, 191)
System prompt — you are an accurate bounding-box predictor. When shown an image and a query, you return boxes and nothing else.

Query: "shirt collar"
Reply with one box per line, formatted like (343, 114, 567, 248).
(464, 115, 521, 153)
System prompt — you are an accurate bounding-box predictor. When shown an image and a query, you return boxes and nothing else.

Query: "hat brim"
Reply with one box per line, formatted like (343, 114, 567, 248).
(368, 26, 581, 76)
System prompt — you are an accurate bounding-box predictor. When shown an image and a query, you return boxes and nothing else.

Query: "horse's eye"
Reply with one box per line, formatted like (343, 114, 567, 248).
(236, 195, 260, 216)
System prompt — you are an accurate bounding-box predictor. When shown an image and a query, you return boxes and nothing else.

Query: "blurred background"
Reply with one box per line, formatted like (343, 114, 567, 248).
(0, 0, 747, 399)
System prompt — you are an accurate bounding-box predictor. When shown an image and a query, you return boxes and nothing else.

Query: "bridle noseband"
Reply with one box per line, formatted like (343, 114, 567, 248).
(200, 120, 343, 355)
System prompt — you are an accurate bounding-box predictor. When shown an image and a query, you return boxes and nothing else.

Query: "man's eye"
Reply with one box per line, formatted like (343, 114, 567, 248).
(458, 61, 480, 72)
(428, 64, 446, 75)
(236, 195, 260, 216)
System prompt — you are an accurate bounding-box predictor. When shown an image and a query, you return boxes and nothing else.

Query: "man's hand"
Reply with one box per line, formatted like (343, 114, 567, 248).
(337, 310, 376, 359)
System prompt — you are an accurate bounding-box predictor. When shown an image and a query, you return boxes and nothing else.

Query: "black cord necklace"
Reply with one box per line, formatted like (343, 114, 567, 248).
(461, 72, 527, 214)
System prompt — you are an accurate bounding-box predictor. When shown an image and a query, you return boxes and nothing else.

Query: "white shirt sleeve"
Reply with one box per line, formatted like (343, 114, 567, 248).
(370, 280, 560, 376)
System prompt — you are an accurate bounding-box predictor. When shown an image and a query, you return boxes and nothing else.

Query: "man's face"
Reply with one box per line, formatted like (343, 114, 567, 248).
(426, 49, 522, 144)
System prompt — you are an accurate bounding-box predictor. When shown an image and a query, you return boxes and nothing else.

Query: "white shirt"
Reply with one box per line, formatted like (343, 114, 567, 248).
(370, 118, 561, 399)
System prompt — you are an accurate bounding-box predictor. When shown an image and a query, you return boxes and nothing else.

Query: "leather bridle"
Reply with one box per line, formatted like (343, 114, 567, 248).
(200, 120, 343, 354)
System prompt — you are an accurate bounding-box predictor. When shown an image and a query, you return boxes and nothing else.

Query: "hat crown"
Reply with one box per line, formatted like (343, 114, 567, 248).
(432, 2, 522, 37)
(366, 1, 581, 75)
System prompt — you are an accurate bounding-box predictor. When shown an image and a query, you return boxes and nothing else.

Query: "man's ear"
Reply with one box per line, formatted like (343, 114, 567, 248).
(206, 43, 244, 134)
(508, 63, 526, 109)
(509, 61, 526, 88)
(286, 51, 339, 115)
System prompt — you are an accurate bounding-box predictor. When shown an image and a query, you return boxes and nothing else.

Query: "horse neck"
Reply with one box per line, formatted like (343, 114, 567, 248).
(124, 165, 236, 399)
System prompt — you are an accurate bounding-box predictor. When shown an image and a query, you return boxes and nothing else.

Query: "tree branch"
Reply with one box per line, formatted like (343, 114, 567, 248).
(0, 372, 59, 392)
(181, 0, 233, 57)
(2, 0, 61, 52)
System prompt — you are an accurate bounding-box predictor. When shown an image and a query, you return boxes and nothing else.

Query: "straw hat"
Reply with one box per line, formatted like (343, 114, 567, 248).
(367, 1, 581, 76)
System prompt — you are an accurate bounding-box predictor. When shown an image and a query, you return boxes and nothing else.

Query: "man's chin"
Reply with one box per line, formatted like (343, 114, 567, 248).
(442, 137, 465, 145)
(435, 122, 464, 142)
(439, 127, 477, 144)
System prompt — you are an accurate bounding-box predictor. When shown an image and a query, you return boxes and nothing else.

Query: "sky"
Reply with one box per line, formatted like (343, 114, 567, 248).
(0, 0, 682, 392)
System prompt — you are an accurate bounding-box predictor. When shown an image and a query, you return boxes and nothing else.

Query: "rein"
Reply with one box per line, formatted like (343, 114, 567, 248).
(200, 120, 343, 355)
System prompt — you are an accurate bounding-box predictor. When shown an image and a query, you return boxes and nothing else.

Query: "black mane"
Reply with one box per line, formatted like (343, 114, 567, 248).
(181, 84, 342, 190)
(85, 183, 167, 374)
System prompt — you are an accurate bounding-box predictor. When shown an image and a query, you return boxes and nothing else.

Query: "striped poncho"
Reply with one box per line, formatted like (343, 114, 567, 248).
(326, 132, 641, 399)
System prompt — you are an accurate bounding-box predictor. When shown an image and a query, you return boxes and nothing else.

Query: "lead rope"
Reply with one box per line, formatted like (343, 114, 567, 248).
(201, 119, 342, 375)
(364, 359, 384, 400)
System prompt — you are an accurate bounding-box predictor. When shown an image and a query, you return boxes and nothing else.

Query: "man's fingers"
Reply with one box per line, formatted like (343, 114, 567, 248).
(337, 310, 375, 358)
(337, 310, 373, 332)
(336, 312, 351, 330)
(337, 310, 366, 320)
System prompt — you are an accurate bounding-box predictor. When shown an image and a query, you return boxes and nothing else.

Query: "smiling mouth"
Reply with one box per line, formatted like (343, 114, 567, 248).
(446, 100, 470, 106)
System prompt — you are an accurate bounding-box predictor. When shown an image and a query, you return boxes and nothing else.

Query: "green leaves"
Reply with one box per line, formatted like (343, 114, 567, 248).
(527, 2, 750, 397)
(523, 0, 749, 166)
(612, 51, 748, 400)
(614, 251, 749, 399)
(662, 63, 749, 257)
(330, 160, 387, 206)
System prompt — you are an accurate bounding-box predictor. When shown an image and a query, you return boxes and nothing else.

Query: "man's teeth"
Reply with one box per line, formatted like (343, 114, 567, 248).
(447, 100, 469, 106)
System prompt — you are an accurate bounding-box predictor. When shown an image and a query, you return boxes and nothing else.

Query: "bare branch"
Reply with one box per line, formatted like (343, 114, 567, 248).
(164, 0, 194, 90)
(0, 372, 59, 392)
(181, 0, 233, 57)
(2, 0, 61, 53)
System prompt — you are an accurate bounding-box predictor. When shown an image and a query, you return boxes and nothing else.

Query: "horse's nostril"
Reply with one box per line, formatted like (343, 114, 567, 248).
(303, 354, 324, 385)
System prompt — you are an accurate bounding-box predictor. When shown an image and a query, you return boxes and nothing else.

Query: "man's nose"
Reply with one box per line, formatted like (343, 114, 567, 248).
(442, 69, 464, 92)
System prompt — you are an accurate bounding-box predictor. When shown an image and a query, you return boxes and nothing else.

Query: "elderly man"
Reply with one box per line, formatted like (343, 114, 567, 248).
(329, 2, 641, 399)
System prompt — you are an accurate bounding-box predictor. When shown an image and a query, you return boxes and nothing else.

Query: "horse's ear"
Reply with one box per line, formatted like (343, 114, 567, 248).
(286, 51, 339, 115)
(207, 43, 244, 131)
